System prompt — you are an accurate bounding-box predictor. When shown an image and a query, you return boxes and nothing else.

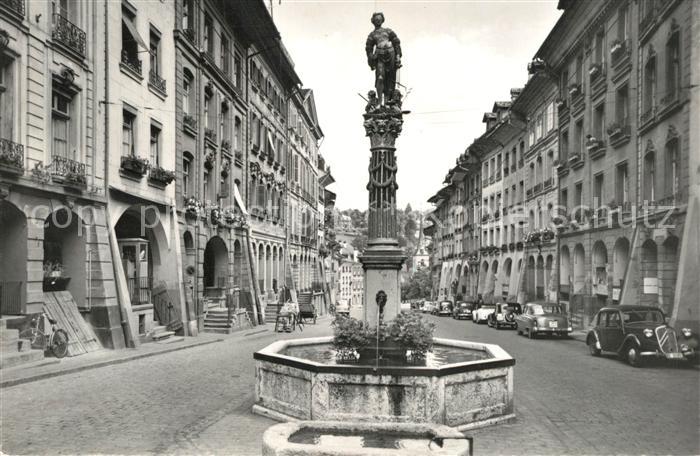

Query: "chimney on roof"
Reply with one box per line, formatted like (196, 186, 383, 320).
(510, 88, 523, 101)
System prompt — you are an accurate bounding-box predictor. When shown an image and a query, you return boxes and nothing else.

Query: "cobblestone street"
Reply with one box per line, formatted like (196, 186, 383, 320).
(2, 315, 698, 455)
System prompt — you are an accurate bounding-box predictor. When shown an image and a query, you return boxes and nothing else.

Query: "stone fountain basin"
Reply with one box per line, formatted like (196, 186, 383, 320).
(262, 420, 472, 456)
(253, 336, 515, 431)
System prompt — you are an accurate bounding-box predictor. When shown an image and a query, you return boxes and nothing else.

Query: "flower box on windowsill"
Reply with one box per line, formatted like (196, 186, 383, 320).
(148, 166, 176, 187)
(183, 114, 197, 136)
(62, 171, 87, 190)
(586, 138, 606, 159)
(251, 144, 260, 155)
(607, 122, 631, 148)
(120, 155, 149, 178)
(568, 83, 582, 98)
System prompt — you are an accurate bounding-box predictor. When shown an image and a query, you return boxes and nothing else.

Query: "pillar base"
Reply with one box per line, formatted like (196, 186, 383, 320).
(360, 240, 406, 324)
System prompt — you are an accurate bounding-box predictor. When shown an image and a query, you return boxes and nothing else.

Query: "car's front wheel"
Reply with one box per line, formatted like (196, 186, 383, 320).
(588, 342, 601, 356)
(624, 344, 643, 367)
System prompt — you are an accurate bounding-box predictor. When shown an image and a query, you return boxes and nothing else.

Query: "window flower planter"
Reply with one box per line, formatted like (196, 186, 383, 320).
(120, 155, 149, 177)
(148, 166, 175, 186)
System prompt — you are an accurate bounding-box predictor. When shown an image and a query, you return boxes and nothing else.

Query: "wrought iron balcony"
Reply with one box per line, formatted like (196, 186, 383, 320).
(121, 50, 142, 76)
(1, 0, 25, 18)
(148, 71, 166, 95)
(51, 155, 87, 188)
(0, 138, 24, 175)
(52, 14, 86, 57)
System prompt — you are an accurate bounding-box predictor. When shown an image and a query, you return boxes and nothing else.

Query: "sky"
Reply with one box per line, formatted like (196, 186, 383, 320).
(271, 0, 563, 211)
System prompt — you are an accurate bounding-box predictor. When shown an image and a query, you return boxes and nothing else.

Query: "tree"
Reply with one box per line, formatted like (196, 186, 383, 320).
(351, 229, 368, 252)
(401, 268, 432, 300)
(404, 216, 417, 243)
(404, 203, 413, 214)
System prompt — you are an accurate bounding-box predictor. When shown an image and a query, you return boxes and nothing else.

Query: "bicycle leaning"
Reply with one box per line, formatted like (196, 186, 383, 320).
(19, 312, 69, 358)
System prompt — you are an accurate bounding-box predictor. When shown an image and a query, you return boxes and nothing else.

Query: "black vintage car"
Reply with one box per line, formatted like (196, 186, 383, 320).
(452, 302, 474, 320)
(586, 306, 698, 367)
(487, 302, 521, 329)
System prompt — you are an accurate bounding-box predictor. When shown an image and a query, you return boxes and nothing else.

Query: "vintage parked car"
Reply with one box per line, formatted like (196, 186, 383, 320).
(472, 304, 496, 324)
(487, 302, 522, 329)
(437, 300, 453, 316)
(453, 302, 474, 320)
(515, 303, 572, 338)
(586, 306, 698, 367)
(335, 299, 350, 316)
(421, 301, 435, 314)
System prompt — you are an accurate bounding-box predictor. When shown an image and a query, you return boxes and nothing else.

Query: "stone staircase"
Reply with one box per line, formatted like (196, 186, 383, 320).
(264, 302, 280, 324)
(1, 318, 44, 369)
(203, 308, 237, 334)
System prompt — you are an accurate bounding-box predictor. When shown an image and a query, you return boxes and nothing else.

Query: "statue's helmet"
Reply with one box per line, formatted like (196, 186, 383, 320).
(371, 12, 385, 26)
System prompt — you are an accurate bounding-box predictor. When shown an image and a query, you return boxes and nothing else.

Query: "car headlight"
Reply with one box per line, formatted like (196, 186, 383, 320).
(682, 328, 692, 338)
(643, 328, 653, 338)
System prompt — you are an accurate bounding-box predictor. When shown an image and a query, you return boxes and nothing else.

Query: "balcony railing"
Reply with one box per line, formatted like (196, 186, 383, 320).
(121, 50, 142, 76)
(543, 178, 553, 189)
(52, 14, 86, 57)
(182, 28, 196, 44)
(610, 39, 629, 66)
(0, 138, 25, 174)
(148, 71, 167, 95)
(51, 155, 87, 188)
(0, 0, 24, 18)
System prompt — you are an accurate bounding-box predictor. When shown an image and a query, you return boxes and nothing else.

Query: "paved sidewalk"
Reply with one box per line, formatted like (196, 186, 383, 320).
(0, 326, 269, 388)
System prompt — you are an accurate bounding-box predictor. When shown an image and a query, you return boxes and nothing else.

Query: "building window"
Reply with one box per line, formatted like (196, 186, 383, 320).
(122, 109, 136, 157)
(561, 188, 568, 210)
(150, 122, 161, 166)
(220, 35, 230, 76)
(615, 84, 629, 123)
(203, 94, 210, 129)
(204, 14, 213, 55)
(644, 152, 656, 202)
(617, 5, 628, 41)
(560, 69, 569, 99)
(149, 28, 160, 75)
(234, 116, 241, 153)
(203, 167, 210, 202)
(574, 182, 583, 208)
(183, 69, 193, 115)
(545, 102, 554, 132)
(643, 51, 656, 115)
(121, 4, 143, 73)
(221, 101, 230, 143)
(0, 56, 14, 140)
(181, 0, 193, 30)
(665, 139, 679, 198)
(666, 28, 680, 100)
(593, 103, 605, 140)
(52, 92, 73, 159)
(594, 30, 604, 64)
(574, 119, 583, 155)
(593, 172, 604, 207)
(183, 154, 192, 196)
(575, 54, 583, 84)
(616, 163, 628, 205)
(234, 53, 242, 88)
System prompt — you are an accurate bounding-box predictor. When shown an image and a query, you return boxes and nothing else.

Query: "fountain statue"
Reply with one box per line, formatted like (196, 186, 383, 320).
(361, 12, 407, 326)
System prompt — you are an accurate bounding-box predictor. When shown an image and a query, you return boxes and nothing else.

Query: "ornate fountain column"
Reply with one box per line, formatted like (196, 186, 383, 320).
(361, 102, 406, 324)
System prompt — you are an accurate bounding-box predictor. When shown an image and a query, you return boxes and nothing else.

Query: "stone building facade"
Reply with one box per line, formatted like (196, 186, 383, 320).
(0, 0, 125, 347)
(536, 0, 698, 329)
(0, 0, 332, 359)
(426, 0, 699, 331)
